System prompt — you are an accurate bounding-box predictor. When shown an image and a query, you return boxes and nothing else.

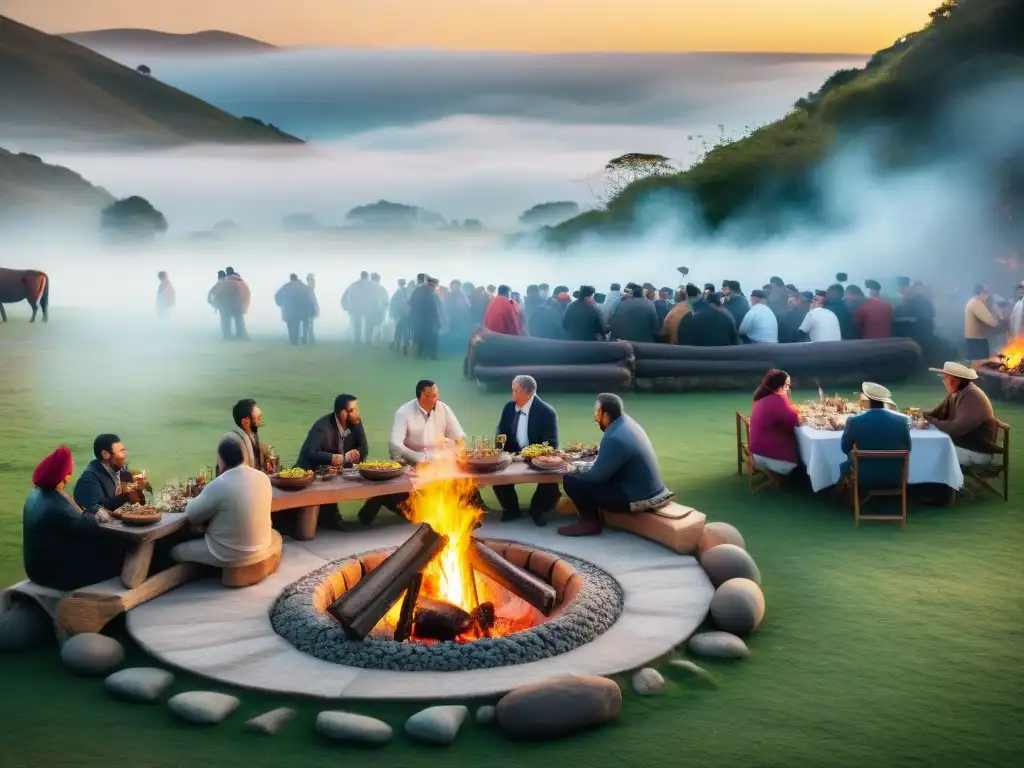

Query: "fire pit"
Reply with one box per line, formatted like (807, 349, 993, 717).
(976, 336, 1024, 402)
(270, 458, 623, 671)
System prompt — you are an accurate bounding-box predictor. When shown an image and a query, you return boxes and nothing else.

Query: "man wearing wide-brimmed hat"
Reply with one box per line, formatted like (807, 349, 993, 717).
(923, 362, 1002, 467)
(839, 382, 912, 487)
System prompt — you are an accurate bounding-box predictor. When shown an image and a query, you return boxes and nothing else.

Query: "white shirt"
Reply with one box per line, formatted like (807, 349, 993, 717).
(1010, 298, 1024, 338)
(737, 302, 779, 343)
(798, 307, 842, 342)
(184, 465, 273, 562)
(389, 399, 466, 464)
(515, 396, 533, 449)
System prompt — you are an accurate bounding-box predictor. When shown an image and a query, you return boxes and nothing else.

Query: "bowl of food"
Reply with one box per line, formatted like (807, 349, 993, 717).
(118, 504, 163, 526)
(521, 443, 555, 460)
(458, 447, 505, 473)
(270, 467, 316, 490)
(356, 460, 405, 481)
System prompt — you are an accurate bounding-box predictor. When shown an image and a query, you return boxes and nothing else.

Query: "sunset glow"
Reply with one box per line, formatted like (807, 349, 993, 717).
(8, 0, 941, 54)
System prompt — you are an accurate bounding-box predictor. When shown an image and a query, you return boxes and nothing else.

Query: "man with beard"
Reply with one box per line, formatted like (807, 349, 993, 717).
(231, 399, 272, 472)
(408, 277, 443, 359)
(562, 285, 607, 340)
(73, 434, 145, 512)
(296, 394, 373, 529)
(558, 394, 669, 537)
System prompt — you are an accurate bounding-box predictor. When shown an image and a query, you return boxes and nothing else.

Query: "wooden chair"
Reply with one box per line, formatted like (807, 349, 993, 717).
(735, 412, 783, 494)
(221, 530, 283, 587)
(849, 449, 910, 530)
(961, 421, 1011, 501)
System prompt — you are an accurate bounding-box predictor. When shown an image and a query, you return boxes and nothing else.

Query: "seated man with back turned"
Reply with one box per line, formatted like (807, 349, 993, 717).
(296, 394, 372, 529)
(73, 433, 145, 512)
(923, 362, 1002, 467)
(839, 382, 911, 488)
(170, 435, 275, 568)
(493, 375, 560, 526)
(559, 393, 670, 537)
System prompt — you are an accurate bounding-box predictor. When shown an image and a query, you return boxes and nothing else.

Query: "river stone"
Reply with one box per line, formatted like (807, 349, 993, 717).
(60, 633, 124, 675)
(405, 705, 468, 745)
(687, 631, 750, 659)
(697, 522, 745, 556)
(496, 675, 621, 740)
(167, 691, 240, 725)
(104, 667, 174, 702)
(0, 600, 53, 652)
(631, 667, 665, 696)
(475, 705, 495, 725)
(700, 544, 761, 587)
(710, 578, 765, 635)
(246, 707, 296, 735)
(316, 711, 392, 745)
(669, 659, 717, 686)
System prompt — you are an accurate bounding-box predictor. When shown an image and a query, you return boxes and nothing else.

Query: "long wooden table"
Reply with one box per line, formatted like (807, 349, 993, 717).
(270, 460, 571, 540)
(97, 511, 190, 589)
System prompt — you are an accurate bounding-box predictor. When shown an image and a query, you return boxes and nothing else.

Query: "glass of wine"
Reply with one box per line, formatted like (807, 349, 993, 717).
(496, 434, 507, 452)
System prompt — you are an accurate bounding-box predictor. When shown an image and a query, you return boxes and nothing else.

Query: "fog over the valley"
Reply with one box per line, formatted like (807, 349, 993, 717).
(2, 50, 1022, 338)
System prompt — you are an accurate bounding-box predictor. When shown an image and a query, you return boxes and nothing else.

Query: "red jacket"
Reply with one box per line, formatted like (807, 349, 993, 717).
(853, 296, 893, 339)
(483, 296, 525, 335)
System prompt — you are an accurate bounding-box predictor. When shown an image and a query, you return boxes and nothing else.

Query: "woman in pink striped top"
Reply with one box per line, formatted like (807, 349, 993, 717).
(748, 369, 803, 474)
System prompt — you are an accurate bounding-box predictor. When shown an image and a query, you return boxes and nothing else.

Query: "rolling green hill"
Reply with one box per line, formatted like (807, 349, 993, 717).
(0, 15, 301, 149)
(0, 147, 114, 222)
(544, 0, 1024, 247)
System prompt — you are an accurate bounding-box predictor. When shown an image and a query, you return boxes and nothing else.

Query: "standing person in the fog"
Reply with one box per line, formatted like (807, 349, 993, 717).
(305, 273, 319, 344)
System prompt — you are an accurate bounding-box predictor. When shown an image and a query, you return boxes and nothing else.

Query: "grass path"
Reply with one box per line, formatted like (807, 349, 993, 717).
(1, 316, 1021, 768)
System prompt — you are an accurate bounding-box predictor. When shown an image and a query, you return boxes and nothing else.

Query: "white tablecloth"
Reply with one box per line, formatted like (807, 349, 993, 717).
(795, 425, 964, 492)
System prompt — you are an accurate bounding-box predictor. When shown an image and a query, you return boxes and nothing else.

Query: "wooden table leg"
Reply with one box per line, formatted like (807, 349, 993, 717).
(293, 505, 318, 541)
(120, 540, 155, 589)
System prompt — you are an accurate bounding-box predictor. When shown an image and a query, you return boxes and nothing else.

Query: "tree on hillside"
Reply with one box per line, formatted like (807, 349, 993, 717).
(929, 1, 958, 23)
(519, 201, 580, 227)
(576, 153, 680, 206)
(136, 64, 151, 76)
(100, 196, 167, 239)
(345, 199, 447, 230)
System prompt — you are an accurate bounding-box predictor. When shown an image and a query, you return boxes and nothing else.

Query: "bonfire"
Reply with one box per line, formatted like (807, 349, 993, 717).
(996, 336, 1024, 374)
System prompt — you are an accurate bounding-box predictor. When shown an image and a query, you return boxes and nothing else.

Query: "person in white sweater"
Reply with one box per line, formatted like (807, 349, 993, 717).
(170, 435, 275, 568)
(389, 379, 466, 465)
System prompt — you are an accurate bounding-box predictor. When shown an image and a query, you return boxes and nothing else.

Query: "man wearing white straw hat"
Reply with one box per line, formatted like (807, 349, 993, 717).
(838, 382, 911, 486)
(923, 362, 1002, 467)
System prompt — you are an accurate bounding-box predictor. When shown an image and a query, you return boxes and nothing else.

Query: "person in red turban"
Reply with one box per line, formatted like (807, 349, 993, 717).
(31, 446, 74, 491)
(23, 446, 126, 591)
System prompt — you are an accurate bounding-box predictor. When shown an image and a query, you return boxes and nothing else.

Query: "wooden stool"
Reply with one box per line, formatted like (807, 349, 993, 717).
(603, 503, 706, 555)
(222, 531, 283, 588)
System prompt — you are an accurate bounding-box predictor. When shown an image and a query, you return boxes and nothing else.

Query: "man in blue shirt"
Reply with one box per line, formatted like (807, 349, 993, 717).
(559, 393, 669, 537)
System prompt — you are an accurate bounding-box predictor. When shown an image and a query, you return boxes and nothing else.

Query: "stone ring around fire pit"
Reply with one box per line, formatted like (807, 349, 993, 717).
(125, 521, 714, 700)
(269, 541, 623, 671)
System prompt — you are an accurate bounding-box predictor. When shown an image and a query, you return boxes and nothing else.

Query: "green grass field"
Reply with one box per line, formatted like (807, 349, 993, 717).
(1, 315, 1022, 768)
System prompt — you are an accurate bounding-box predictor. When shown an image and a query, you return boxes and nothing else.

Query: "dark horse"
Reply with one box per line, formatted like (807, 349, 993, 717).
(0, 268, 50, 322)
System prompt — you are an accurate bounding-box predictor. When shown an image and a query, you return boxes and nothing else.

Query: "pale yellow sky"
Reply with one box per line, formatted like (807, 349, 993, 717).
(5, 0, 940, 53)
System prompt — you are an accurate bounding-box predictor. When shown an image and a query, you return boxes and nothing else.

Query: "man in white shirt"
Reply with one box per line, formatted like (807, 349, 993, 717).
(170, 435, 278, 568)
(737, 289, 779, 343)
(798, 294, 843, 342)
(1009, 281, 1024, 339)
(389, 380, 466, 465)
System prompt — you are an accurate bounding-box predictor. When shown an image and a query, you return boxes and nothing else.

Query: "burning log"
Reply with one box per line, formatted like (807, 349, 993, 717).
(394, 573, 423, 643)
(328, 523, 448, 640)
(468, 538, 556, 616)
(413, 597, 496, 642)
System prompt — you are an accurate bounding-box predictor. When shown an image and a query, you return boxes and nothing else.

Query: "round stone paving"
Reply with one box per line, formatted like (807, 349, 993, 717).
(126, 519, 714, 700)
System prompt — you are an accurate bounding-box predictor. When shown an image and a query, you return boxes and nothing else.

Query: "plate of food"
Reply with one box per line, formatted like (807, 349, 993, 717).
(315, 465, 340, 482)
(521, 443, 555, 460)
(270, 467, 316, 489)
(529, 453, 566, 471)
(356, 460, 406, 481)
(117, 504, 163, 526)
(458, 447, 505, 473)
(563, 441, 599, 458)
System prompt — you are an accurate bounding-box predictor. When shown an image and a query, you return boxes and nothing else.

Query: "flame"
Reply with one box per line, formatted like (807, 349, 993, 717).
(372, 451, 544, 641)
(999, 336, 1024, 369)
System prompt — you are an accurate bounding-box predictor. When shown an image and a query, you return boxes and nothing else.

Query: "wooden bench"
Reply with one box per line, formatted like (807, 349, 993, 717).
(1, 563, 201, 641)
(221, 531, 283, 587)
(557, 498, 706, 555)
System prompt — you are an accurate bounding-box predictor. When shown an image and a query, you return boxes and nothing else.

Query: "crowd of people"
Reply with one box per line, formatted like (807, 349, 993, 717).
(23, 377, 670, 591)
(156, 269, 1023, 358)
